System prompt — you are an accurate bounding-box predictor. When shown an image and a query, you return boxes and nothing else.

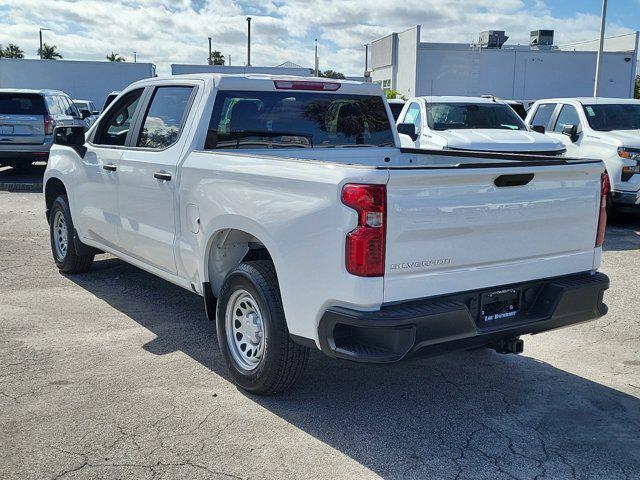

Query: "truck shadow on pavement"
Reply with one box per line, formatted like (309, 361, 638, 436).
(69, 257, 640, 480)
(604, 215, 640, 251)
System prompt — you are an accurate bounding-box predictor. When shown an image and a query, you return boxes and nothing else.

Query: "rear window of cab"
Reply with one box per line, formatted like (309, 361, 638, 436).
(204, 90, 395, 149)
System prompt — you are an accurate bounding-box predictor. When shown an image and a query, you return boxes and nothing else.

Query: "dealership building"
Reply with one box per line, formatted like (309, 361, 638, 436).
(369, 26, 639, 102)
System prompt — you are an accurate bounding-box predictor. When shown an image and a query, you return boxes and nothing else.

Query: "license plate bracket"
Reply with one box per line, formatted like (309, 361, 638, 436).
(480, 288, 520, 323)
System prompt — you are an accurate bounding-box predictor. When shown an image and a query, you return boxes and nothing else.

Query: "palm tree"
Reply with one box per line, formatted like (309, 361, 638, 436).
(38, 43, 62, 60)
(3, 44, 25, 59)
(209, 50, 225, 66)
(106, 52, 125, 62)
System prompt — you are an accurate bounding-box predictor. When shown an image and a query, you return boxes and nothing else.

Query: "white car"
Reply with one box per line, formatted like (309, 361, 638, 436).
(44, 75, 609, 394)
(397, 96, 566, 155)
(526, 98, 640, 212)
(72, 99, 99, 128)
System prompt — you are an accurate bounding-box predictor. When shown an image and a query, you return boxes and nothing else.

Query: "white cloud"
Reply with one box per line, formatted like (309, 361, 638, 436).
(0, 0, 635, 75)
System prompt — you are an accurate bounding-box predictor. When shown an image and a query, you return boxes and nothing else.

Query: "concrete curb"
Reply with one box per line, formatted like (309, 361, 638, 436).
(0, 182, 43, 193)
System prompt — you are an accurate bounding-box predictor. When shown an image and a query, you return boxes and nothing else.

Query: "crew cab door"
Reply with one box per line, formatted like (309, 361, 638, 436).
(75, 89, 145, 248)
(116, 84, 197, 274)
(397, 101, 424, 148)
(546, 104, 584, 157)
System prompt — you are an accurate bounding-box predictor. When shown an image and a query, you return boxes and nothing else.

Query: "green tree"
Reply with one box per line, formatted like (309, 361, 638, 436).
(209, 50, 225, 65)
(3, 44, 25, 58)
(385, 89, 406, 100)
(320, 69, 345, 79)
(106, 52, 125, 62)
(38, 43, 62, 60)
(635, 75, 639, 99)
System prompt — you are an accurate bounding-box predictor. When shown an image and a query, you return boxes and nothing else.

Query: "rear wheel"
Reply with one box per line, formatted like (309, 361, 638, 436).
(216, 260, 309, 394)
(49, 195, 94, 274)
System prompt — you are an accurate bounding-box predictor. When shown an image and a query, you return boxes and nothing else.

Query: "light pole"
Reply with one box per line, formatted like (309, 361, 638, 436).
(39, 28, 51, 59)
(208, 37, 212, 65)
(133, 51, 137, 63)
(246, 17, 252, 67)
(594, 0, 608, 97)
(314, 38, 319, 76)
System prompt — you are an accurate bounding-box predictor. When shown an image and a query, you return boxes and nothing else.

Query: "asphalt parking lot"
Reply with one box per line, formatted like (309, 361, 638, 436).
(1, 170, 639, 480)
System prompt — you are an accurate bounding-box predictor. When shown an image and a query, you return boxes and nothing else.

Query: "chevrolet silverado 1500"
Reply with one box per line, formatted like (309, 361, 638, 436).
(44, 74, 610, 394)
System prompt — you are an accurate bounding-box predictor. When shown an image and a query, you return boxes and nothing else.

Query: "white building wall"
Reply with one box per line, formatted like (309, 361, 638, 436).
(413, 46, 636, 101)
(396, 26, 420, 97)
(0, 59, 155, 106)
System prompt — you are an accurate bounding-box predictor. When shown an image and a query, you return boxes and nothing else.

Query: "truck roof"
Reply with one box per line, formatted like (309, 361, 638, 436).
(536, 97, 640, 105)
(0, 88, 67, 96)
(413, 95, 507, 104)
(128, 73, 384, 95)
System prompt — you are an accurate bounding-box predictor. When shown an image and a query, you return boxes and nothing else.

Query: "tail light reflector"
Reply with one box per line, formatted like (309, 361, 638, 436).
(596, 171, 610, 247)
(341, 184, 386, 277)
(43, 115, 54, 135)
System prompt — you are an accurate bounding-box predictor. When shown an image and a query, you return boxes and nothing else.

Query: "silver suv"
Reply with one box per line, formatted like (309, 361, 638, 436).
(0, 89, 89, 169)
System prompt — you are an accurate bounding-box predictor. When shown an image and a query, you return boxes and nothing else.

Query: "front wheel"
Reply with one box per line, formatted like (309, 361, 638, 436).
(49, 195, 94, 274)
(216, 261, 309, 394)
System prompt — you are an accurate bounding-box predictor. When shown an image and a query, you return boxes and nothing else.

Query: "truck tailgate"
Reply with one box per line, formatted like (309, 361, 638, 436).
(384, 161, 603, 303)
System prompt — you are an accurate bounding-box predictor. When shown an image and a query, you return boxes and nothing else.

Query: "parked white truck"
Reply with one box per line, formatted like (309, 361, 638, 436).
(396, 96, 566, 155)
(526, 98, 640, 213)
(44, 74, 610, 394)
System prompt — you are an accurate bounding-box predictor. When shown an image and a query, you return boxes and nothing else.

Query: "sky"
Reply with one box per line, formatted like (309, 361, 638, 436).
(0, 0, 638, 75)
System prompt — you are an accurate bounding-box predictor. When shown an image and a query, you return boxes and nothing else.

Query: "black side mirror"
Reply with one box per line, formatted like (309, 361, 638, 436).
(54, 126, 87, 157)
(79, 109, 92, 120)
(561, 124, 579, 142)
(397, 122, 418, 141)
(531, 125, 545, 134)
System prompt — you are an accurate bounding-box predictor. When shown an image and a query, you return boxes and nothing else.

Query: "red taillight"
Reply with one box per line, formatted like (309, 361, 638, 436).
(596, 171, 610, 247)
(43, 115, 54, 135)
(273, 80, 341, 91)
(342, 184, 386, 277)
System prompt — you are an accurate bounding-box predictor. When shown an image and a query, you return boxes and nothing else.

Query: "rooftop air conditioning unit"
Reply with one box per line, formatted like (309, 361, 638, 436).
(530, 30, 554, 49)
(478, 30, 509, 48)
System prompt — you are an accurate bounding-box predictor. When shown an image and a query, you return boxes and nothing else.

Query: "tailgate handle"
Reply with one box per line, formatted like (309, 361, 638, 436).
(494, 173, 534, 187)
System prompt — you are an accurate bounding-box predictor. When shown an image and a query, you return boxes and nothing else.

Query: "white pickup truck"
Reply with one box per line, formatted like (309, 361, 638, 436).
(44, 74, 609, 394)
(525, 98, 640, 213)
(396, 96, 566, 155)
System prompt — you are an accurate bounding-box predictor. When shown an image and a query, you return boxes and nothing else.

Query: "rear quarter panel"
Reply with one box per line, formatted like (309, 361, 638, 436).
(177, 152, 389, 342)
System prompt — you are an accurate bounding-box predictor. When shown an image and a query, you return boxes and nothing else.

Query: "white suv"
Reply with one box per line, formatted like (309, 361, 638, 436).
(526, 98, 640, 212)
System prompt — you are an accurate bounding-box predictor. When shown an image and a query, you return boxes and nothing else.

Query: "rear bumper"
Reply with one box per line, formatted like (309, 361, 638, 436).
(318, 272, 609, 363)
(0, 137, 53, 162)
(0, 150, 49, 162)
(611, 190, 640, 206)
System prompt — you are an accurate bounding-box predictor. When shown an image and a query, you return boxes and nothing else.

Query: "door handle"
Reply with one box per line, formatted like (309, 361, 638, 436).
(154, 171, 172, 181)
(102, 164, 117, 172)
(494, 173, 534, 187)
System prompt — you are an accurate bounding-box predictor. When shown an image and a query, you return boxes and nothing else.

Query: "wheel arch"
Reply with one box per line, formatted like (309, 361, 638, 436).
(44, 177, 67, 223)
(203, 227, 277, 298)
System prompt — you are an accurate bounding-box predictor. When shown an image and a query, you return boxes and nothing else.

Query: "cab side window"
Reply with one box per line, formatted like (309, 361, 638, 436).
(553, 105, 581, 132)
(530, 103, 556, 130)
(403, 102, 422, 133)
(94, 89, 143, 146)
(137, 86, 193, 149)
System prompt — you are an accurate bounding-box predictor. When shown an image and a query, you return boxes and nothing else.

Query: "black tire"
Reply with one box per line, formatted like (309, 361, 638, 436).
(216, 260, 309, 395)
(49, 195, 94, 274)
(605, 194, 619, 223)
